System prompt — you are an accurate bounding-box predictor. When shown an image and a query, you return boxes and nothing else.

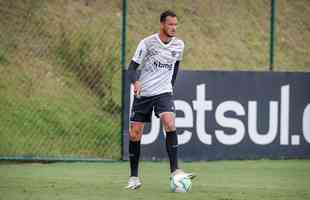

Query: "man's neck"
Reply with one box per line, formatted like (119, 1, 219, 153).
(159, 32, 172, 44)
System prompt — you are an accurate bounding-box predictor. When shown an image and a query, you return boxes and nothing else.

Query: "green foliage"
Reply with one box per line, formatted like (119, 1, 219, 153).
(0, 0, 122, 159)
(54, 22, 121, 114)
(0, 49, 8, 65)
(0, 92, 121, 159)
(0, 0, 309, 160)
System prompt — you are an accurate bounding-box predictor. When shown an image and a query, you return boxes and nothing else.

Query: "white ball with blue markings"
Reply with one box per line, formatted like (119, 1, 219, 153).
(170, 174, 192, 193)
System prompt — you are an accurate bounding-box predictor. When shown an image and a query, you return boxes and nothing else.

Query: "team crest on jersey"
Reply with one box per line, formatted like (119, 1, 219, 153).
(171, 51, 177, 57)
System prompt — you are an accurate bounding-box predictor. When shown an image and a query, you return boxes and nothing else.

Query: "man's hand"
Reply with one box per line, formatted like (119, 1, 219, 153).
(133, 81, 142, 97)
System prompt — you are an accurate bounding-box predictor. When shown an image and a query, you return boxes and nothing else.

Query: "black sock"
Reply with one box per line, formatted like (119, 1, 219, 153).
(129, 140, 141, 177)
(166, 131, 178, 173)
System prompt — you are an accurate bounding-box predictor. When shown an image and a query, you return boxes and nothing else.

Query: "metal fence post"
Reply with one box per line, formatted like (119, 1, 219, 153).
(269, 0, 277, 71)
(121, 0, 128, 160)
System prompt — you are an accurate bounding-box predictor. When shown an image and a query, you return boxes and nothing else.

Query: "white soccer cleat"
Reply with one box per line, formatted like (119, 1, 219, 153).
(171, 169, 196, 180)
(125, 176, 142, 190)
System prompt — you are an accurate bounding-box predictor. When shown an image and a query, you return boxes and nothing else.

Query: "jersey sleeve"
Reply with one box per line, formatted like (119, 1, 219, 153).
(132, 39, 147, 64)
(177, 40, 185, 61)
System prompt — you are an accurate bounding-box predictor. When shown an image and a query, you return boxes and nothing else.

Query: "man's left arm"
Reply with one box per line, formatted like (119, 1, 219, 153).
(172, 40, 184, 88)
(171, 61, 180, 87)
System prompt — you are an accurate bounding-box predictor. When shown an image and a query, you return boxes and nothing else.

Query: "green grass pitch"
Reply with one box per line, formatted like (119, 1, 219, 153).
(0, 160, 309, 200)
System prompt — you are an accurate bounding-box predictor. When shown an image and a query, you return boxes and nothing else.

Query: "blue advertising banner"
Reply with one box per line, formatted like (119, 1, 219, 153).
(123, 71, 310, 161)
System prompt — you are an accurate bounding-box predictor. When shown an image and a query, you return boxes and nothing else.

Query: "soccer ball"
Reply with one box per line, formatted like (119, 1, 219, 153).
(170, 174, 192, 193)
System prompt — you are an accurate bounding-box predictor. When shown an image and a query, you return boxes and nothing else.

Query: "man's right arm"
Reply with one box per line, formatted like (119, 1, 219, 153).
(128, 60, 142, 96)
(128, 60, 140, 84)
(129, 38, 147, 96)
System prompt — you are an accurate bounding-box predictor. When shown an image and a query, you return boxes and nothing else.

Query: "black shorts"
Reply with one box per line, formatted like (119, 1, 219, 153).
(130, 92, 175, 123)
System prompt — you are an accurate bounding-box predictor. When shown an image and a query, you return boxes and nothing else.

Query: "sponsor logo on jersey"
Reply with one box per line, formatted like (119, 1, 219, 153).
(153, 60, 173, 70)
(138, 49, 143, 57)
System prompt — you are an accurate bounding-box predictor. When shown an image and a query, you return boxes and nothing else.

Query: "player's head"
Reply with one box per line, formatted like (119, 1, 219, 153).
(160, 10, 178, 38)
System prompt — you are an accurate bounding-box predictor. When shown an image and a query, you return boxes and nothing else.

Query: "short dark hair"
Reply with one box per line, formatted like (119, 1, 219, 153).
(160, 10, 177, 22)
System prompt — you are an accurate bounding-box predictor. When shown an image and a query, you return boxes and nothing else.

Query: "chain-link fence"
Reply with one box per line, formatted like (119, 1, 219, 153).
(125, 0, 309, 71)
(0, 0, 309, 161)
(276, 0, 310, 70)
(0, 0, 122, 160)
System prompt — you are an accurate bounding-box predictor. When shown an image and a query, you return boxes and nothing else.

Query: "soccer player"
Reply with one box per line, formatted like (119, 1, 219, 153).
(126, 10, 195, 190)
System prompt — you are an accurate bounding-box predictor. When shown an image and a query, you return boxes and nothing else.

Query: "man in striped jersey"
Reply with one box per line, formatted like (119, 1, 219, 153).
(126, 10, 195, 190)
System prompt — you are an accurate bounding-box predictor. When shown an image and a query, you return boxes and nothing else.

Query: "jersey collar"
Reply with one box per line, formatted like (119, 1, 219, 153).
(156, 33, 175, 48)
